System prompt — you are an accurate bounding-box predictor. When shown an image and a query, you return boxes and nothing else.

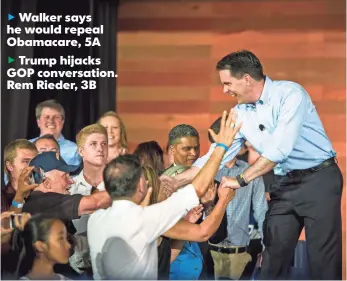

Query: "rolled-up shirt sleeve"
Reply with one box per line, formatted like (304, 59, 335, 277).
(262, 87, 307, 163)
(193, 132, 244, 170)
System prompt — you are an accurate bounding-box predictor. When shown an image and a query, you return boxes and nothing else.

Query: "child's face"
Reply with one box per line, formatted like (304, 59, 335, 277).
(46, 220, 71, 264)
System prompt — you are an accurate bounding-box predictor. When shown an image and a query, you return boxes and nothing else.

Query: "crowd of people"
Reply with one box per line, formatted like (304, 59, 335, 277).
(1, 50, 343, 280)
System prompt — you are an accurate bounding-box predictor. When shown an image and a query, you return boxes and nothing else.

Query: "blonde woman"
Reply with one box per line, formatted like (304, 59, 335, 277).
(98, 111, 128, 163)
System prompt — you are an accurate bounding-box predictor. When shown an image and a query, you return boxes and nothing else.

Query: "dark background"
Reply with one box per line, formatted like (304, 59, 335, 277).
(1, 0, 118, 169)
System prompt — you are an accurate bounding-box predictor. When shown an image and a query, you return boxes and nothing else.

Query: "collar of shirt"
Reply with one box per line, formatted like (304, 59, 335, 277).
(57, 134, 65, 143)
(70, 170, 105, 195)
(111, 199, 141, 211)
(245, 76, 272, 110)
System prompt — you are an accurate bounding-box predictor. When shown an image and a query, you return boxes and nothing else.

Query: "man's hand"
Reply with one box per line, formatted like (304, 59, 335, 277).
(184, 204, 203, 223)
(220, 176, 241, 189)
(265, 192, 271, 201)
(201, 182, 217, 205)
(17, 167, 40, 197)
(217, 185, 236, 203)
(159, 174, 179, 193)
(157, 180, 176, 202)
(12, 167, 40, 211)
(208, 109, 242, 147)
(140, 187, 153, 207)
(1, 212, 14, 245)
(1, 212, 31, 245)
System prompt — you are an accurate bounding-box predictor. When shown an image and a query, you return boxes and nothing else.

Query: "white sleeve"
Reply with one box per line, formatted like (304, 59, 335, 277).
(142, 184, 199, 243)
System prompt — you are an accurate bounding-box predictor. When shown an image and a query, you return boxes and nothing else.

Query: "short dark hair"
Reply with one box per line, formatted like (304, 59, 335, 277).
(104, 154, 142, 199)
(168, 124, 199, 146)
(33, 134, 60, 153)
(216, 50, 264, 81)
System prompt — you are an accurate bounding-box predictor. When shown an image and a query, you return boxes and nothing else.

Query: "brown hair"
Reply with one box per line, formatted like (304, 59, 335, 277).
(76, 124, 108, 148)
(97, 111, 128, 150)
(133, 141, 165, 176)
(35, 99, 65, 120)
(4, 139, 38, 179)
(142, 165, 161, 205)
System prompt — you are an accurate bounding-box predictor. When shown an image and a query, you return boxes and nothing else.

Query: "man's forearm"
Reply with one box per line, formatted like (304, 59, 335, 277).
(192, 147, 225, 197)
(93, 191, 112, 209)
(200, 199, 228, 239)
(79, 191, 112, 216)
(173, 166, 200, 188)
(243, 156, 277, 183)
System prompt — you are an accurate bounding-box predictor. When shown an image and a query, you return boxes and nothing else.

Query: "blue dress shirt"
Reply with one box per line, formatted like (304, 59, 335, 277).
(30, 134, 81, 166)
(170, 241, 203, 280)
(194, 76, 336, 175)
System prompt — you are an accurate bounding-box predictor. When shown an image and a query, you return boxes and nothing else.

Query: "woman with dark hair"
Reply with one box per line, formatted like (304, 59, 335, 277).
(134, 141, 165, 176)
(13, 214, 71, 280)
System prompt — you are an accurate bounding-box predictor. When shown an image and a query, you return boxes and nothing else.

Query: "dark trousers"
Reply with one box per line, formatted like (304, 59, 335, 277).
(259, 163, 343, 280)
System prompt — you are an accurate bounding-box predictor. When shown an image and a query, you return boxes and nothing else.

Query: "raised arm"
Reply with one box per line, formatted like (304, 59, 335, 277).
(161, 109, 243, 190)
(163, 186, 235, 242)
(192, 109, 241, 198)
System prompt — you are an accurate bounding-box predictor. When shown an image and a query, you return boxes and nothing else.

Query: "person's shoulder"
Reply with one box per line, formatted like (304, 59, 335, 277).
(61, 138, 78, 148)
(28, 137, 38, 143)
(272, 80, 307, 97)
(25, 190, 44, 201)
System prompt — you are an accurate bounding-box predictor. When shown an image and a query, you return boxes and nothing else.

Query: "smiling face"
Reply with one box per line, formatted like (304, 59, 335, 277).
(99, 116, 121, 147)
(37, 108, 64, 139)
(219, 70, 255, 104)
(44, 170, 74, 195)
(78, 133, 108, 167)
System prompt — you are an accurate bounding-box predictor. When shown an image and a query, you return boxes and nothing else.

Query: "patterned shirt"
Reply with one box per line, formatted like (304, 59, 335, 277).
(214, 160, 268, 247)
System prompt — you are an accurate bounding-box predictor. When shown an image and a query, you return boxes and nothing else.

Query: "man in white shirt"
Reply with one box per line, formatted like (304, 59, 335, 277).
(67, 124, 108, 274)
(88, 110, 241, 280)
(69, 124, 108, 196)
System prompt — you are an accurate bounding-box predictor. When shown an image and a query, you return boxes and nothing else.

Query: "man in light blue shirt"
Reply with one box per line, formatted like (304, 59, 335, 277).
(29, 99, 81, 167)
(160, 50, 343, 280)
